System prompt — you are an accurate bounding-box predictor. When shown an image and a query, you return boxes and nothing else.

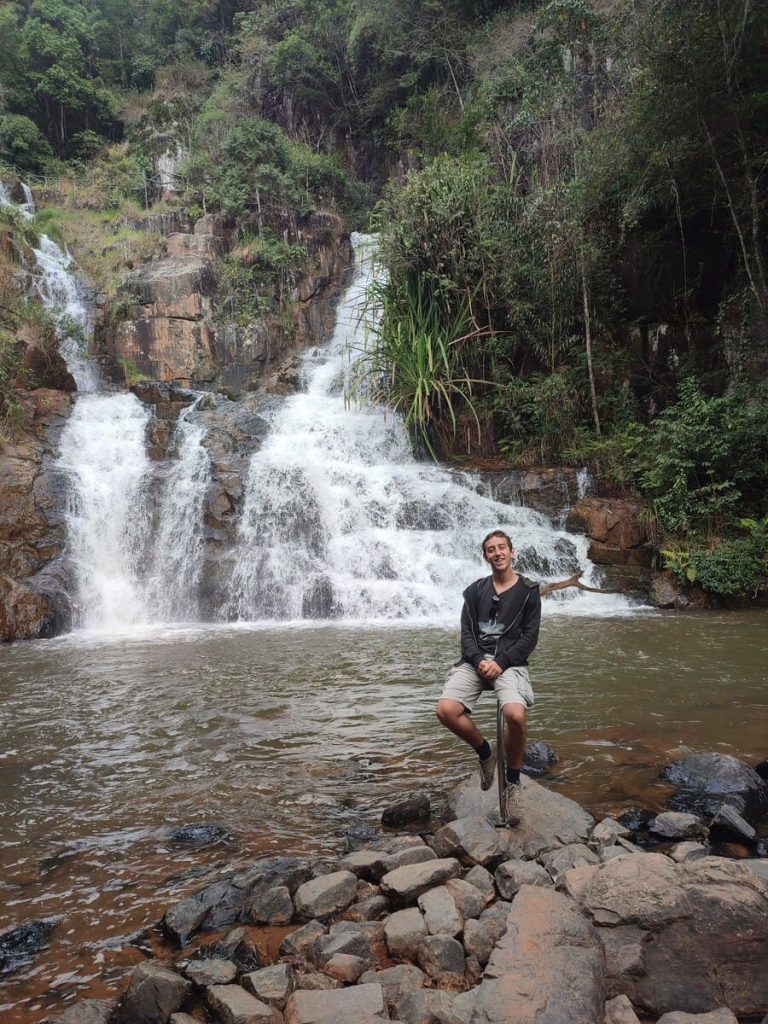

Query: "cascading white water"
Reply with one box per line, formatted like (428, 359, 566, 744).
(57, 393, 153, 629)
(144, 400, 211, 621)
(1, 179, 212, 630)
(31, 235, 100, 393)
(227, 235, 630, 621)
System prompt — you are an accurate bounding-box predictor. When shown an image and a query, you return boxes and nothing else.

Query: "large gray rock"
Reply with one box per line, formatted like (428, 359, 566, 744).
(382, 845, 437, 874)
(473, 886, 605, 1024)
(604, 994, 642, 1024)
(385, 907, 428, 961)
(578, 854, 768, 1016)
(600, 924, 647, 997)
(655, 1011, 738, 1024)
(418, 886, 462, 937)
(357, 963, 427, 1014)
(340, 850, 388, 882)
(316, 928, 374, 966)
(249, 884, 294, 925)
(462, 865, 496, 904)
(279, 920, 326, 958)
(462, 918, 497, 966)
(184, 958, 237, 986)
(445, 878, 485, 920)
(114, 962, 192, 1024)
(590, 817, 632, 849)
(432, 818, 505, 867)
(164, 857, 310, 944)
(396, 989, 460, 1024)
(709, 804, 757, 844)
(416, 934, 465, 981)
(293, 870, 357, 920)
(580, 852, 687, 928)
(495, 858, 552, 899)
(448, 776, 594, 859)
(381, 792, 431, 827)
(649, 812, 704, 840)
(323, 953, 367, 983)
(284, 982, 386, 1024)
(381, 858, 462, 903)
(541, 842, 600, 884)
(49, 999, 114, 1024)
(242, 964, 295, 1009)
(206, 984, 278, 1023)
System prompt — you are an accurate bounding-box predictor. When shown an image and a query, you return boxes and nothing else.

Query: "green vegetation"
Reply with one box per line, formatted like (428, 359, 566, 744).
(218, 231, 307, 324)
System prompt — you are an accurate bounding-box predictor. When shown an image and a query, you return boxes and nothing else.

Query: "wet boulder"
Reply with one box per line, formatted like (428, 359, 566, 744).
(522, 739, 558, 777)
(708, 805, 757, 846)
(649, 812, 704, 841)
(168, 823, 230, 848)
(661, 752, 767, 819)
(163, 856, 311, 945)
(0, 918, 58, 975)
(381, 792, 431, 828)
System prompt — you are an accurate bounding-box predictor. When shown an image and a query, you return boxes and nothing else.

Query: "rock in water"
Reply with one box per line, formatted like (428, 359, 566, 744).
(381, 793, 431, 827)
(0, 918, 58, 975)
(168, 823, 230, 847)
(661, 752, 767, 818)
(523, 739, 558, 776)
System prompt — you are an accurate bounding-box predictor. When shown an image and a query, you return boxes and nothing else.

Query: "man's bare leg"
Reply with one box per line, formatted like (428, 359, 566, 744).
(502, 702, 527, 771)
(436, 698, 486, 749)
(436, 698, 497, 790)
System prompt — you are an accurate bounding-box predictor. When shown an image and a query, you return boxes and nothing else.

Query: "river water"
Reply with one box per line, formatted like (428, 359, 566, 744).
(1, 612, 767, 1021)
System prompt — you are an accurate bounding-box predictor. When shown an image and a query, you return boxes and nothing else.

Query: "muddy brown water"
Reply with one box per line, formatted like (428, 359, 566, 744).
(1, 611, 767, 1022)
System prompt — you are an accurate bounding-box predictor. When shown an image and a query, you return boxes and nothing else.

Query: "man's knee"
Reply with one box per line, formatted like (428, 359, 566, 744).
(436, 698, 463, 725)
(502, 702, 527, 730)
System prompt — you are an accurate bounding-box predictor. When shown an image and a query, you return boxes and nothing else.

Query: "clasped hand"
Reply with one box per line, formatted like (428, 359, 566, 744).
(477, 658, 502, 681)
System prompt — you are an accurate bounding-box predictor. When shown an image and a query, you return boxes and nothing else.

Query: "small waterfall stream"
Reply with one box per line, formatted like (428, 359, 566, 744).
(2, 180, 212, 629)
(144, 400, 211, 620)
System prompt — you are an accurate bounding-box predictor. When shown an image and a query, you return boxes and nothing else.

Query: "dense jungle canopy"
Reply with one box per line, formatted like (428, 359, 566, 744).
(1, 0, 767, 597)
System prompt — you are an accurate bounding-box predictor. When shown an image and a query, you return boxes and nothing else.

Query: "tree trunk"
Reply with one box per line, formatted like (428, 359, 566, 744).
(580, 245, 601, 436)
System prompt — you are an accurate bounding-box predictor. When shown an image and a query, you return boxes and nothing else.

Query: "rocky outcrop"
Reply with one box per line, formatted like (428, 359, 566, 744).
(105, 210, 351, 394)
(476, 466, 587, 520)
(567, 497, 653, 595)
(0, 388, 73, 640)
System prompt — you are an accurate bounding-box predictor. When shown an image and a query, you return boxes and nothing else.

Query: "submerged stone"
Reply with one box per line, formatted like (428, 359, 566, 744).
(0, 918, 58, 975)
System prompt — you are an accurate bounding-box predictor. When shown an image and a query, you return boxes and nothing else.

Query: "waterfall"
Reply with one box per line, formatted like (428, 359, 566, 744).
(227, 234, 625, 621)
(57, 393, 153, 629)
(2, 180, 212, 630)
(31, 234, 100, 393)
(144, 401, 211, 621)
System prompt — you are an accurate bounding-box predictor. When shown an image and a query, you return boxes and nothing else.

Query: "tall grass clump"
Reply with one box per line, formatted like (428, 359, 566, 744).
(350, 273, 489, 457)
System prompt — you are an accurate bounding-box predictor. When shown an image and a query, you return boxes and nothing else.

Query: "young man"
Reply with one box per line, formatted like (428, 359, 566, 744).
(436, 530, 541, 824)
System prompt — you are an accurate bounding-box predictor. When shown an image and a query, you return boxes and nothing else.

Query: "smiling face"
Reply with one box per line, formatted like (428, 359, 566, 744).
(482, 533, 515, 573)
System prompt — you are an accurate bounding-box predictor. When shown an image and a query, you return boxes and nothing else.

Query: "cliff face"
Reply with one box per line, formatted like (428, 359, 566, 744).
(99, 210, 352, 394)
(0, 388, 73, 640)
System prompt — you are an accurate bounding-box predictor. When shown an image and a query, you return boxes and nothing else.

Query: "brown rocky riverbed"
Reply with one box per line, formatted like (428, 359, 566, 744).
(19, 765, 768, 1024)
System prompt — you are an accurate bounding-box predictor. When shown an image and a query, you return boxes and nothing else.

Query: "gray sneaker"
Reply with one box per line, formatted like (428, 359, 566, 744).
(504, 780, 523, 826)
(478, 742, 497, 791)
